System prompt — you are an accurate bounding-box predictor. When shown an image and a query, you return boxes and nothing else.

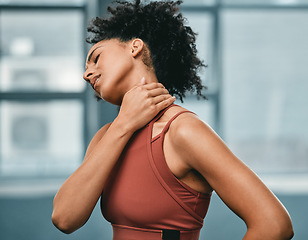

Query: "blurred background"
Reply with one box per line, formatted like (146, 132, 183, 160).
(0, 0, 307, 239)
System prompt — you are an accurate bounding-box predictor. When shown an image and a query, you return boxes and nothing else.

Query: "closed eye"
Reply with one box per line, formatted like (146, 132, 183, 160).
(94, 54, 100, 64)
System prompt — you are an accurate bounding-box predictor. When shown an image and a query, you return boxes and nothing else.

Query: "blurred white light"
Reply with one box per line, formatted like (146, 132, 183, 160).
(10, 37, 34, 56)
(276, 0, 299, 4)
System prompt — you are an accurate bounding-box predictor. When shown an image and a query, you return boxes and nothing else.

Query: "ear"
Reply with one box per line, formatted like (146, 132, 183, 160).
(131, 38, 144, 57)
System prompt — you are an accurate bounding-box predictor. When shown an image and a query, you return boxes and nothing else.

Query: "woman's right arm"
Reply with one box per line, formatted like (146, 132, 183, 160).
(52, 82, 175, 234)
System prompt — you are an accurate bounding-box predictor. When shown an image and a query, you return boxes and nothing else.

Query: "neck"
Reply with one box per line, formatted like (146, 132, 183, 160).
(115, 67, 159, 106)
(128, 67, 159, 88)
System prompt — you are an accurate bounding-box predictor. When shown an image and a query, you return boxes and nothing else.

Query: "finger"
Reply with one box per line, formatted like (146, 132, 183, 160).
(140, 77, 146, 85)
(147, 87, 169, 97)
(152, 94, 175, 105)
(141, 82, 165, 90)
(135, 77, 146, 87)
(155, 95, 176, 111)
(127, 77, 146, 93)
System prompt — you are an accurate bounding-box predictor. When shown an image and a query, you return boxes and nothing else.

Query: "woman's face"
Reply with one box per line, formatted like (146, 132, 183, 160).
(83, 39, 135, 105)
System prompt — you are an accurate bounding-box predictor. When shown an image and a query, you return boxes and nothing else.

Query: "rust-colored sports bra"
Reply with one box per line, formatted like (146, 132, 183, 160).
(101, 105, 211, 240)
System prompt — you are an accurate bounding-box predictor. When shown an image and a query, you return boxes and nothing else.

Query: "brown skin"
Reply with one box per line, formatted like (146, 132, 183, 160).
(52, 39, 294, 239)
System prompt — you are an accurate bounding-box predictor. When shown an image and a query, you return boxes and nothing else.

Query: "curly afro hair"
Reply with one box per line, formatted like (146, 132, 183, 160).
(87, 0, 206, 102)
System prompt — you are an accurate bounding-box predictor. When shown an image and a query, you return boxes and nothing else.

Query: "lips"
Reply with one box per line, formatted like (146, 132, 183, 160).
(94, 77, 100, 88)
(92, 76, 101, 89)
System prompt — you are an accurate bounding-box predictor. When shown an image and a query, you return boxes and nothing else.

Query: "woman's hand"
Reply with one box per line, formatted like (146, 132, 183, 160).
(117, 77, 175, 133)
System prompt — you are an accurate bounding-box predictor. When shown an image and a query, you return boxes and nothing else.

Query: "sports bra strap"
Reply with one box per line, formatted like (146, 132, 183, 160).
(151, 104, 177, 123)
(162, 110, 194, 134)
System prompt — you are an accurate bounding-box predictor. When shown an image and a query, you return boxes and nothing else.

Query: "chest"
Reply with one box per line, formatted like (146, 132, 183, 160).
(101, 127, 207, 229)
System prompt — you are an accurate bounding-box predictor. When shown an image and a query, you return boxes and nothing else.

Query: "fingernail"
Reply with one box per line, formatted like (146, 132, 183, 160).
(140, 77, 145, 84)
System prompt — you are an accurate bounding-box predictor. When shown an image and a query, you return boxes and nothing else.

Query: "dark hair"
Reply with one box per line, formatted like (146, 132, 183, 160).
(87, 0, 206, 101)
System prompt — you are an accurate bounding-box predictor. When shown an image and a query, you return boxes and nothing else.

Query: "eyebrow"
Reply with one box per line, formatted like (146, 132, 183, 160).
(87, 46, 103, 62)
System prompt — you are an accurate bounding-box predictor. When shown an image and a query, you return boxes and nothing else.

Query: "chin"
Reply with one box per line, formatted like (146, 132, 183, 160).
(93, 91, 103, 101)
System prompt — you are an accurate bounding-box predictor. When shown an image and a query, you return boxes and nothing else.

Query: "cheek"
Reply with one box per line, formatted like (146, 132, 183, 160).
(101, 57, 133, 87)
(103, 54, 132, 78)
(97, 52, 133, 104)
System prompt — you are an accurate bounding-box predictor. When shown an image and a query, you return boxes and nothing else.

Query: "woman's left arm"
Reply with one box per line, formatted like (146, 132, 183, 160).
(169, 114, 294, 240)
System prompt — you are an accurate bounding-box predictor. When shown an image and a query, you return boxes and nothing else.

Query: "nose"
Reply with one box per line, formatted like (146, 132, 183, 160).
(83, 68, 94, 83)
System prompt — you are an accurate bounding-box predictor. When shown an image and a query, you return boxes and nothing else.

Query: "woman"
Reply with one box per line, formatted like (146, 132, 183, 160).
(52, 1, 294, 239)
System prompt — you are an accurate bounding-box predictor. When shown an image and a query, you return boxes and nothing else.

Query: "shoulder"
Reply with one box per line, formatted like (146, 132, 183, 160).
(166, 105, 230, 169)
(166, 106, 218, 148)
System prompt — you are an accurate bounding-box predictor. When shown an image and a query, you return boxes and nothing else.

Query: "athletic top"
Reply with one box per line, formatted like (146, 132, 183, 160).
(101, 105, 211, 240)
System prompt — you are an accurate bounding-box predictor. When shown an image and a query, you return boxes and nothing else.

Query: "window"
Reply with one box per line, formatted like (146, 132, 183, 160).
(180, 2, 308, 179)
(0, 100, 83, 176)
(221, 9, 308, 173)
(0, 3, 87, 178)
(222, 0, 308, 5)
(179, 11, 217, 128)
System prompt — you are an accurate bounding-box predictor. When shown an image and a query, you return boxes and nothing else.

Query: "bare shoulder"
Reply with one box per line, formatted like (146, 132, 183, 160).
(165, 105, 231, 172)
(166, 106, 219, 148)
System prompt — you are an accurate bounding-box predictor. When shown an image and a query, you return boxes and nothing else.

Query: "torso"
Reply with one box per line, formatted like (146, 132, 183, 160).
(151, 105, 213, 195)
